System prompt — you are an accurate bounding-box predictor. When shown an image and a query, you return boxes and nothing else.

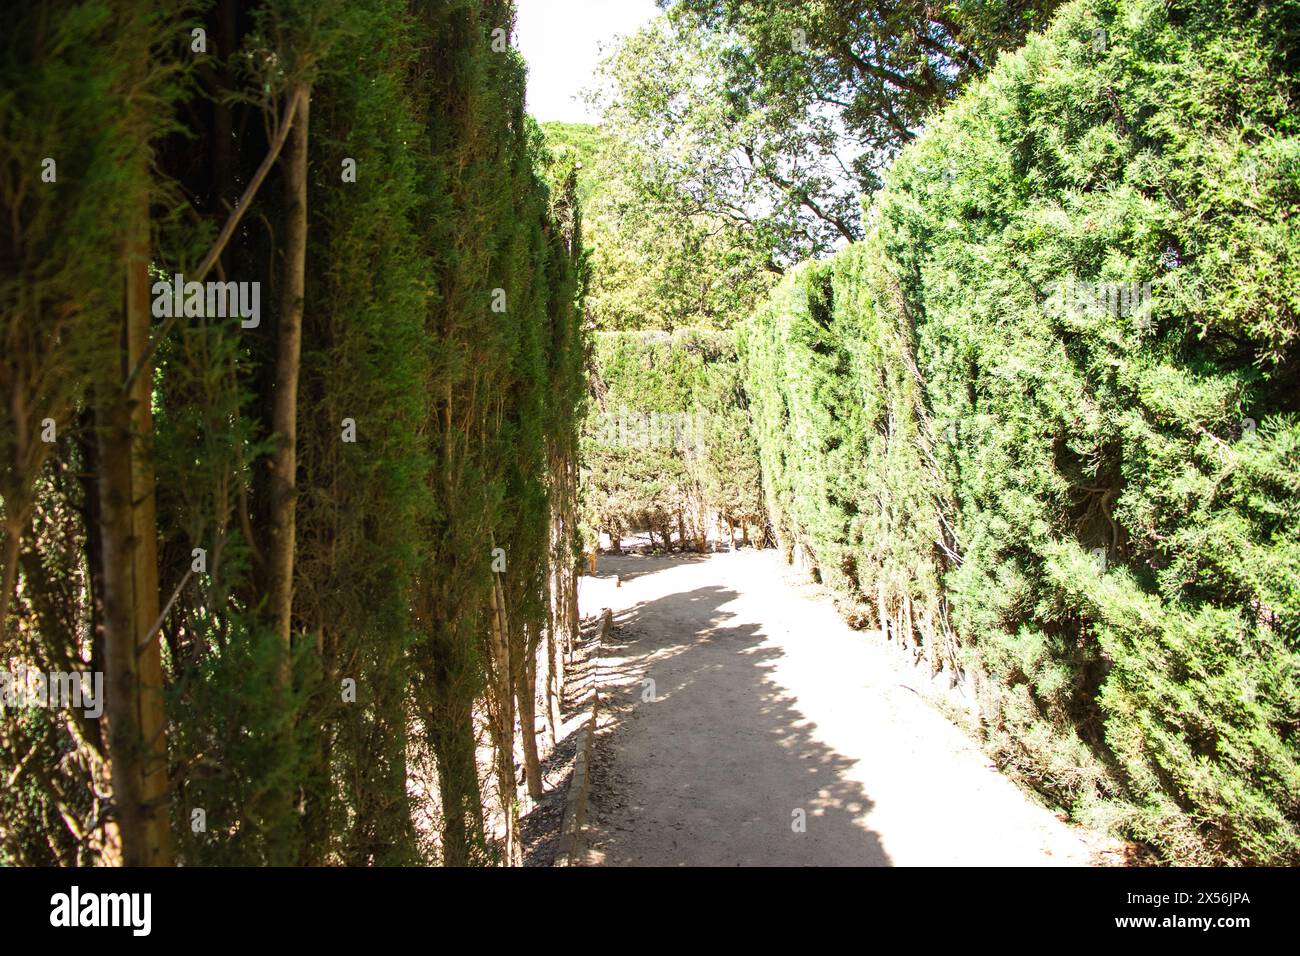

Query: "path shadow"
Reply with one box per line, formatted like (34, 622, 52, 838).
(592, 550, 716, 585)
(587, 574, 891, 866)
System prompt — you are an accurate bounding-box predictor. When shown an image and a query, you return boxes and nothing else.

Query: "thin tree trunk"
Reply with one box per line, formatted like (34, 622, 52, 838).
(545, 510, 564, 743)
(552, 608, 566, 720)
(0, 522, 21, 647)
(78, 413, 121, 862)
(904, 593, 917, 653)
(267, 84, 310, 686)
(486, 567, 519, 865)
(877, 580, 889, 640)
(126, 233, 170, 863)
(566, 556, 580, 657)
(96, 196, 173, 867)
(544, 629, 560, 747)
(425, 682, 484, 866)
(544, 599, 560, 747)
(515, 628, 544, 801)
(923, 604, 937, 675)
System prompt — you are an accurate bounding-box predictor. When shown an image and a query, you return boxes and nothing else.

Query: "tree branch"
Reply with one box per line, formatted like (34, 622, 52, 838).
(124, 86, 306, 393)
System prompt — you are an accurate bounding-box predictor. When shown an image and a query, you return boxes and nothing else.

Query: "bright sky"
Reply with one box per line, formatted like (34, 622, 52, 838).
(515, 0, 662, 124)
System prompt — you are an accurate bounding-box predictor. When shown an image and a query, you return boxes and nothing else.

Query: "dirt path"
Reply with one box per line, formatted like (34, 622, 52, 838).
(579, 549, 1107, 867)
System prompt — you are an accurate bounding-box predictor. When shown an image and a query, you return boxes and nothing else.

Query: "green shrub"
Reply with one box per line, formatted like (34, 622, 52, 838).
(583, 329, 764, 548)
(742, 0, 1300, 864)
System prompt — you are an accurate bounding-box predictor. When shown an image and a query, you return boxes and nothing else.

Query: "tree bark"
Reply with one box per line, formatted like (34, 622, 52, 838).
(95, 193, 173, 867)
(544, 599, 559, 748)
(515, 628, 544, 801)
(545, 509, 565, 744)
(877, 580, 889, 641)
(904, 592, 916, 655)
(267, 84, 310, 687)
(566, 554, 580, 657)
(486, 571, 520, 865)
(923, 604, 937, 675)
(544, 625, 561, 747)
(0, 522, 21, 648)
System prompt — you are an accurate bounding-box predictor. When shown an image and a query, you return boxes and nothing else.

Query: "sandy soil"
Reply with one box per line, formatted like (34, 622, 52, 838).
(578, 549, 1113, 867)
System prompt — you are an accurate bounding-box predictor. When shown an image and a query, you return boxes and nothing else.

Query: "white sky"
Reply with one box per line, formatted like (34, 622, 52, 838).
(515, 0, 662, 124)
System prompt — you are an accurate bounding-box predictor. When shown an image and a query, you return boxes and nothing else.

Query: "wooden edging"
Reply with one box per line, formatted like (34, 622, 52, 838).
(554, 608, 612, 867)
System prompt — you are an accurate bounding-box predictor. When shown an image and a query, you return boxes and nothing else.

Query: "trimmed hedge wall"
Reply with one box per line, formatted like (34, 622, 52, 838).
(741, 0, 1300, 864)
(0, 0, 585, 866)
(582, 329, 764, 549)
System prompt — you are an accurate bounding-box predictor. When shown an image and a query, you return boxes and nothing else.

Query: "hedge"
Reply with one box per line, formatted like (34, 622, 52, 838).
(740, 0, 1300, 864)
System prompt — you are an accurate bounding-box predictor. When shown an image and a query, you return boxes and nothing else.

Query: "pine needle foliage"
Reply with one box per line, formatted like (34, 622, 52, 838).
(741, 0, 1300, 864)
(584, 330, 764, 549)
(1, 0, 586, 867)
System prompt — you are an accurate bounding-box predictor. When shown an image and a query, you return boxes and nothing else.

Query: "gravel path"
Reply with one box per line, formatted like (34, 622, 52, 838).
(579, 549, 1106, 867)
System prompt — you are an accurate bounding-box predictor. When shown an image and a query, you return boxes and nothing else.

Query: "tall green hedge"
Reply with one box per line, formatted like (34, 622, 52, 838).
(741, 0, 1300, 864)
(1, 0, 585, 867)
(582, 329, 764, 549)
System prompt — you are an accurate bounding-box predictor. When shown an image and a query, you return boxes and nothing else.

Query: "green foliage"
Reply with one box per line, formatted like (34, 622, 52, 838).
(1, 0, 585, 867)
(580, 0, 1058, 333)
(543, 110, 780, 332)
(667, 0, 1062, 188)
(583, 24, 785, 330)
(540, 121, 603, 207)
(0, 0, 186, 866)
(290, 0, 431, 864)
(401, 0, 587, 865)
(583, 330, 763, 548)
(742, 0, 1300, 864)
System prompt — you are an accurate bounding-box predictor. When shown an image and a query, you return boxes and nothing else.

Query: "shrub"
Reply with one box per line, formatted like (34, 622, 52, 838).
(741, 0, 1300, 864)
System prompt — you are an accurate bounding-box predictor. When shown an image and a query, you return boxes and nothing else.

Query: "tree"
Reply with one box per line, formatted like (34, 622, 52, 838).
(662, 0, 1062, 188)
(740, 0, 1300, 864)
(574, 1, 1062, 334)
(2, 0, 586, 869)
(582, 330, 762, 550)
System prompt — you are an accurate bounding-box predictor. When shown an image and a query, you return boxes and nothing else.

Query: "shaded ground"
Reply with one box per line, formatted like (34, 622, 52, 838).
(579, 549, 1116, 866)
(520, 615, 602, 866)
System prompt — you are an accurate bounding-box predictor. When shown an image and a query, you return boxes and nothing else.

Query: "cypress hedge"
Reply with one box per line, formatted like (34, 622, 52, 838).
(741, 0, 1299, 864)
(1, 0, 585, 866)
(582, 329, 764, 551)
